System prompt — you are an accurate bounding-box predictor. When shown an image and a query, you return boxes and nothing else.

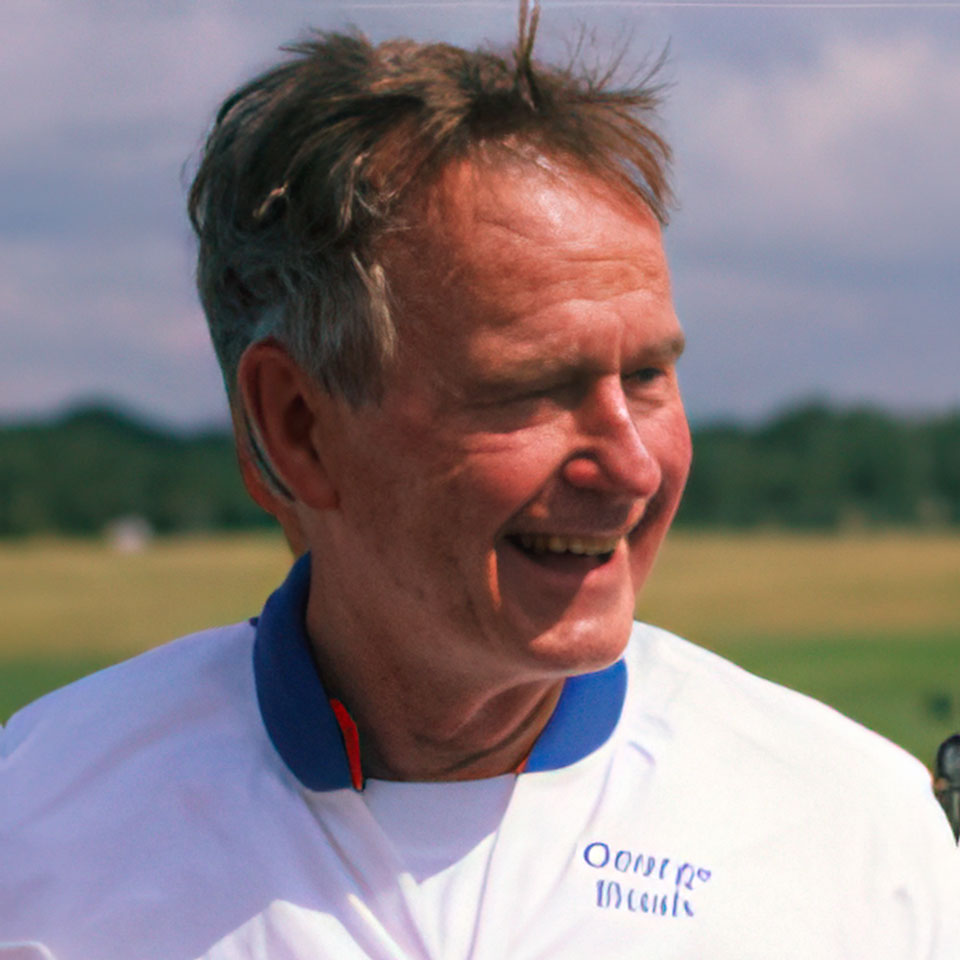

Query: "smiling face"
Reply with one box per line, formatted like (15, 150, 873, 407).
(309, 158, 691, 689)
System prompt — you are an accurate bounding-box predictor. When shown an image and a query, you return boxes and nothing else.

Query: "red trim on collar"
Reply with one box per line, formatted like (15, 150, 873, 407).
(329, 698, 364, 791)
(329, 696, 529, 786)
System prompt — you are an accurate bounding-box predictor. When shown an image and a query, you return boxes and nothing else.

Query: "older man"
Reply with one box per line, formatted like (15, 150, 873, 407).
(2, 9, 958, 960)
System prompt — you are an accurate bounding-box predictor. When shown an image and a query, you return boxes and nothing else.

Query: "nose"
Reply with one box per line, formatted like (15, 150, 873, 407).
(561, 377, 661, 498)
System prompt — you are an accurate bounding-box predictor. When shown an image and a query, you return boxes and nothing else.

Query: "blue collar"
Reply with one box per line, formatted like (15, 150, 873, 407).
(253, 553, 627, 791)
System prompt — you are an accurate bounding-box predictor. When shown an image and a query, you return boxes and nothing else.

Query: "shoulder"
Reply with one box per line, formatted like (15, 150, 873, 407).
(616, 625, 960, 957)
(1, 620, 270, 814)
(620, 624, 958, 890)
(622, 621, 936, 805)
(0, 621, 308, 955)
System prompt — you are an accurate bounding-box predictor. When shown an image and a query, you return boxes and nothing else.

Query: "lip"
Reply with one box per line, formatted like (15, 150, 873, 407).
(510, 532, 622, 557)
(496, 532, 628, 592)
(493, 499, 654, 606)
(502, 511, 646, 551)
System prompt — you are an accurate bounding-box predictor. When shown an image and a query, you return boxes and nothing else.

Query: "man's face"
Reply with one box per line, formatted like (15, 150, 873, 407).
(313, 159, 690, 687)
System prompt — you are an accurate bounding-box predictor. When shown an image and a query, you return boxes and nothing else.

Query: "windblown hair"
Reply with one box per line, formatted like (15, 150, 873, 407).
(188, 2, 673, 406)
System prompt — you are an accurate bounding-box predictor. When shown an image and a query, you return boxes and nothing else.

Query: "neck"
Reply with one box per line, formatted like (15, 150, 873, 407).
(304, 581, 565, 783)
(350, 675, 564, 782)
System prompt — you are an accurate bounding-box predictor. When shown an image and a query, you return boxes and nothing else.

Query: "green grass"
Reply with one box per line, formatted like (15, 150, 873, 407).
(0, 652, 118, 720)
(2, 532, 958, 768)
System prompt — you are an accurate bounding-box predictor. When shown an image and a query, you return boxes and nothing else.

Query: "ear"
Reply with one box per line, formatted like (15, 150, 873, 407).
(230, 403, 308, 556)
(235, 339, 338, 511)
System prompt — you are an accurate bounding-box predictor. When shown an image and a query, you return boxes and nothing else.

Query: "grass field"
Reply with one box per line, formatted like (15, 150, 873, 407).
(1, 531, 958, 766)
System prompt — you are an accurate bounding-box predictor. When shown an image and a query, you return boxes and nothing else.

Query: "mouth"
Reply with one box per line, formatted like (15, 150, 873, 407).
(502, 531, 622, 571)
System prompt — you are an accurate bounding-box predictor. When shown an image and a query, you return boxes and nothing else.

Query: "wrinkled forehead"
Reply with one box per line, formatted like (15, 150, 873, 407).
(375, 155, 670, 328)
(406, 153, 661, 259)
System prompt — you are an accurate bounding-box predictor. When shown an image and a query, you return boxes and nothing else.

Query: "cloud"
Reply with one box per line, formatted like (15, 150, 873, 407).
(675, 256, 960, 420)
(0, 230, 223, 423)
(0, 0, 266, 424)
(669, 28, 960, 265)
(2, 1, 254, 144)
(659, 24, 960, 421)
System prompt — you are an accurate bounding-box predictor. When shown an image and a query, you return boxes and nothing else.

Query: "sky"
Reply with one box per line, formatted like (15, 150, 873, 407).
(2, 0, 959, 429)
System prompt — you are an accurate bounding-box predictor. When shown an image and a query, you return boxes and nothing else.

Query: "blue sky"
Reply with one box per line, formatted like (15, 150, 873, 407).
(3, 0, 958, 427)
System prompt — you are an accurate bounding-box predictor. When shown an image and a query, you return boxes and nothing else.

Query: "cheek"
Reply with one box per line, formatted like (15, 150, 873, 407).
(344, 421, 559, 554)
(450, 430, 568, 526)
(645, 406, 692, 496)
(665, 434, 692, 502)
(332, 424, 437, 553)
(627, 410, 691, 581)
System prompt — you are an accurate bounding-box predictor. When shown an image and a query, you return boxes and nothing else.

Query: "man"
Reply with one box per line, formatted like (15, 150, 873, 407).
(2, 8, 958, 959)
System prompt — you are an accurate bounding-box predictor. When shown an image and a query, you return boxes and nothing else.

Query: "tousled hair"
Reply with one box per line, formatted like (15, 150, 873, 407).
(188, 1, 673, 410)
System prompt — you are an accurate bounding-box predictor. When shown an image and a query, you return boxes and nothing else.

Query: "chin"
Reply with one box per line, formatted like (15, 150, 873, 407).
(521, 610, 635, 677)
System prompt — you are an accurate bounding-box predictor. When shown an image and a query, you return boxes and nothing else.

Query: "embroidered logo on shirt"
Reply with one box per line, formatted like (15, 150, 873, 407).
(582, 840, 713, 917)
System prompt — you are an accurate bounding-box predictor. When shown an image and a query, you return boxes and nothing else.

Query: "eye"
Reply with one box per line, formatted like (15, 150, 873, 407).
(623, 367, 665, 386)
(511, 375, 583, 408)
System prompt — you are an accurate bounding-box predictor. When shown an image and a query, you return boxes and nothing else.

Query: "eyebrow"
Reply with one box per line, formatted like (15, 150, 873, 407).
(470, 332, 688, 394)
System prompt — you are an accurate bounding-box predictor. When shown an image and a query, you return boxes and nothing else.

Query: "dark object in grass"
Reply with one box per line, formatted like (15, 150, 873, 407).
(925, 691, 954, 723)
(934, 733, 960, 843)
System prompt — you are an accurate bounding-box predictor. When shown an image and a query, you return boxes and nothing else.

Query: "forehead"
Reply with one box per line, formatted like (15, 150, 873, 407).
(428, 156, 659, 247)
(379, 157, 671, 335)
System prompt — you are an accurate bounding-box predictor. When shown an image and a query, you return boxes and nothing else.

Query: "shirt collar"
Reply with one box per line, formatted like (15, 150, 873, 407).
(254, 553, 627, 791)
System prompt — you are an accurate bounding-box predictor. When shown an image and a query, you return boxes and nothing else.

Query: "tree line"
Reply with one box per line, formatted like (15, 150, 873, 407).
(0, 403, 957, 536)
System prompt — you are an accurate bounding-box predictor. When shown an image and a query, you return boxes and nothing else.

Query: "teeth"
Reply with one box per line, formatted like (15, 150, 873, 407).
(516, 533, 621, 557)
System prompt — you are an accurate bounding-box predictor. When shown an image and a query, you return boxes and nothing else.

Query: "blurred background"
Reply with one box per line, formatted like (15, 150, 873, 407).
(1, 0, 958, 765)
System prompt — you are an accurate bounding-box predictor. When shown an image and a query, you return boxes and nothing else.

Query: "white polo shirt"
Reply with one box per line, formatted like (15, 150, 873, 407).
(2, 554, 958, 959)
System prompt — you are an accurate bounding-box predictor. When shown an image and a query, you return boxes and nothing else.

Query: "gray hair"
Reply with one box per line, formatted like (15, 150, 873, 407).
(188, 2, 673, 409)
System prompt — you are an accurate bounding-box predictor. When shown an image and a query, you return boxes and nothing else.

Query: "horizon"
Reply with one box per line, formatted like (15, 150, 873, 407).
(4, 394, 958, 438)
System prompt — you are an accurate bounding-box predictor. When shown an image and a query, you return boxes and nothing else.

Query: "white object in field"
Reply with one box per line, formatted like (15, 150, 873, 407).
(104, 514, 154, 553)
